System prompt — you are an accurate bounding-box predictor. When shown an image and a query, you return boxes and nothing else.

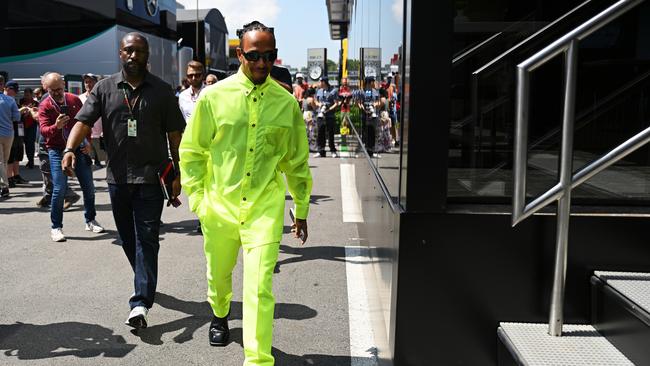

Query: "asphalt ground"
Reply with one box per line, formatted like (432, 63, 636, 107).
(0, 153, 358, 366)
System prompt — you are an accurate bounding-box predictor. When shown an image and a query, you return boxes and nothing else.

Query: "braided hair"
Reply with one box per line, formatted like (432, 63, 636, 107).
(236, 21, 275, 41)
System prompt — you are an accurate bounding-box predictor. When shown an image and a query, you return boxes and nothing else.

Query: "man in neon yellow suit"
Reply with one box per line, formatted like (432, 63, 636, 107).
(179, 20, 312, 366)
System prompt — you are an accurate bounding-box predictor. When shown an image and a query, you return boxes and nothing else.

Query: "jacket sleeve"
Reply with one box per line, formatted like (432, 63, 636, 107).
(164, 87, 186, 133)
(75, 88, 102, 128)
(38, 103, 58, 140)
(279, 101, 313, 220)
(179, 95, 215, 213)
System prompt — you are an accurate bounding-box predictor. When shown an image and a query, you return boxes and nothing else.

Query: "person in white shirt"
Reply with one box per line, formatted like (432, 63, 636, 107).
(79, 73, 105, 167)
(178, 61, 206, 234)
(178, 61, 206, 122)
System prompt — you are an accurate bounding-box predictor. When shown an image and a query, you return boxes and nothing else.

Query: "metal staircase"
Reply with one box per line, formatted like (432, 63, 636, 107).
(502, 0, 650, 364)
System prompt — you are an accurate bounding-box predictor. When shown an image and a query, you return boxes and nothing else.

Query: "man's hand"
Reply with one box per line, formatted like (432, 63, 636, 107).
(166, 175, 182, 208)
(55, 114, 69, 129)
(62, 152, 76, 177)
(80, 144, 91, 155)
(171, 175, 182, 199)
(294, 219, 308, 245)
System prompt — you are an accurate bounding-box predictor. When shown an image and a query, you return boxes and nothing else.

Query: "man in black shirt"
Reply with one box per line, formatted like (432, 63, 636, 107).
(63, 32, 186, 329)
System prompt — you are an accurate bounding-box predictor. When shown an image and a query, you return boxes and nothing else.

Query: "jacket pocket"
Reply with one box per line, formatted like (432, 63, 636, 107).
(261, 126, 289, 158)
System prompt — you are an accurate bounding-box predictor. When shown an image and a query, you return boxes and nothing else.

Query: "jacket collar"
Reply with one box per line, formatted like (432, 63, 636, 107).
(236, 68, 271, 96)
(114, 70, 153, 88)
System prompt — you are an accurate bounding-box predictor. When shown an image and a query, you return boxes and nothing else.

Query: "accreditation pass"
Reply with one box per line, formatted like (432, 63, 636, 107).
(127, 118, 137, 137)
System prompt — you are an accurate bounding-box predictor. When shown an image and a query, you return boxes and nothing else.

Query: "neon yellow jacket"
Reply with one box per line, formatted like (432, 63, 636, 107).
(179, 69, 312, 248)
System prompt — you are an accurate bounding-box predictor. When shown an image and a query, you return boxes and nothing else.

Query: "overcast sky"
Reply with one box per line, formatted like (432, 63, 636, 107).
(176, 0, 403, 69)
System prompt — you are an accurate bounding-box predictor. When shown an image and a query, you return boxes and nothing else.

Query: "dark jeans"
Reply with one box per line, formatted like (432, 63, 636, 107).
(317, 116, 337, 156)
(24, 125, 36, 164)
(362, 115, 377, 156)
(48, 149, 96, 228)
(108, 183, 164, 309)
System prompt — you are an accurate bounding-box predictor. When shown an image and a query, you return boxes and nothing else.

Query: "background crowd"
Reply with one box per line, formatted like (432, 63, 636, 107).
(292, 72, 400, 158)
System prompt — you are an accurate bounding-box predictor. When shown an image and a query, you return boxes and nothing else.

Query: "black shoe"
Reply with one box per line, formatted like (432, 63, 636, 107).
(36, 196, 50, 208)
(14, 175, 29, 184)
(8, 178, 16, 188)
(1, 188, 9, 198)
(63, 194, 80, 210)
(208, 315, 229, 346)
(26, 161, 34, 169)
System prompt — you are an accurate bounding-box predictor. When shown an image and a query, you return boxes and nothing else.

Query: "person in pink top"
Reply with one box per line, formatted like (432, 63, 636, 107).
(79, 73, 105, 167)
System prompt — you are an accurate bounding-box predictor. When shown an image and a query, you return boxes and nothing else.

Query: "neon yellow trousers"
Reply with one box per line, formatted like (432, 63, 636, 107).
(202, 223, 279, 366)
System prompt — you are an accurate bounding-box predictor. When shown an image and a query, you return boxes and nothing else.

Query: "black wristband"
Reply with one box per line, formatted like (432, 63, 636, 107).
(62, 148, 75, 155)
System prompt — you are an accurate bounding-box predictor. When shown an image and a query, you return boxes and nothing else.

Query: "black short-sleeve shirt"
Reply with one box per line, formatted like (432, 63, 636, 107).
(75, 71, 185, 184)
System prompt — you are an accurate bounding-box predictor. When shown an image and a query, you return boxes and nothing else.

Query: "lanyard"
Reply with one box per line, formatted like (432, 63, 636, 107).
(122, 87, 140, 118)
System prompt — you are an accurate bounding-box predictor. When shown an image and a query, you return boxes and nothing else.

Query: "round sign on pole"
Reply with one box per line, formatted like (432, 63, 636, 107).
(309, 65, 322, 80)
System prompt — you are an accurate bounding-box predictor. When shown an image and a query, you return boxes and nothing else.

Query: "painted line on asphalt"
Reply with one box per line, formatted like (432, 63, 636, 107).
(340, 163, 364, 223)
(345, 246, 379, 366)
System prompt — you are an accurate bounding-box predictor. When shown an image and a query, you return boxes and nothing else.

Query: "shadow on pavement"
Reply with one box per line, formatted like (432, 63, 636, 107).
(0, 200, 111, 214)
(275, 245, 345, 273)
(159, 219, 202, 237)
(275, 245, 394, 273)
(227, 328, 358, 366)
(273, 348, 364, 366)
(285, 194, 333, 205)
(0, 206, 49, 214)
(130, 293, 317, 346)
(0, 321, 136, 360)
(66, 229, 118, 242)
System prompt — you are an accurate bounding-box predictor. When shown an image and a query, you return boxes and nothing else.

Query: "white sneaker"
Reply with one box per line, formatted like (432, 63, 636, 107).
(331, 152, 338, 158)
(125, 306, 148, 329)
(85, 220, 104, 233)
(312, 153, 322, 158)
(50, 228, 66, 242)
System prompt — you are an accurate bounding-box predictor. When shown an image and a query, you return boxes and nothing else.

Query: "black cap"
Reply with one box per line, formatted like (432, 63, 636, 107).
(320, 76, 329, 82)
(364, 76, 375, 83)
(5, 80, 18, 91)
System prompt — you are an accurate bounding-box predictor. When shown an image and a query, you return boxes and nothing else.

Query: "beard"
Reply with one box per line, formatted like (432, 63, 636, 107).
(189, 78, 203, 89)
(123, 60, 146, 77)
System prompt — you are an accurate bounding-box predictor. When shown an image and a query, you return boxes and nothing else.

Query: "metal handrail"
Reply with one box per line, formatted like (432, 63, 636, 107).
(471, 0, 593, 77)
(512, 0, 647, 337)
(452, 32, 503, 66)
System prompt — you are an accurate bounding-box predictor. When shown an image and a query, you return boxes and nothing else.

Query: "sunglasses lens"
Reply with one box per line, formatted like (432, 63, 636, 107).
(266, 51, 277, 62)
(244, 51, 260, 62)
(243, 50, 277, 62)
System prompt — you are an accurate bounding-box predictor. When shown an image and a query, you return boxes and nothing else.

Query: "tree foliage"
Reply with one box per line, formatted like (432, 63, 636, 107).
(327, 59, 338, 72)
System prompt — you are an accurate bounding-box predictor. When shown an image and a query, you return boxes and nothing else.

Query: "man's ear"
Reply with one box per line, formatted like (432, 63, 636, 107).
(236, 47, 243, 63)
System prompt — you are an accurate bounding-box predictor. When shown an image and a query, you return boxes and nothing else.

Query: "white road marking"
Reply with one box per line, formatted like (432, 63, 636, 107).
(340, 163, 364, 223)
(345, 246, 379, 366)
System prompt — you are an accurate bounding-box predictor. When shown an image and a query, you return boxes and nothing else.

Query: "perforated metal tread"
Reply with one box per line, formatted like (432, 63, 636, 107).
(498, 322, 634, 365)
(595, 271, 650, 314)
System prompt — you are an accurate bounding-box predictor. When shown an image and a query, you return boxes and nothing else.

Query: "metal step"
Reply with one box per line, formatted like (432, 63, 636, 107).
(497, 322, 633, 365)
(592, 271, 650, 365)
(594, 271, 650, 314)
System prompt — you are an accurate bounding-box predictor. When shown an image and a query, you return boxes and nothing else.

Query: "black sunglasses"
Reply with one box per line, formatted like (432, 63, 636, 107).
(242, 49, 278, 63)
